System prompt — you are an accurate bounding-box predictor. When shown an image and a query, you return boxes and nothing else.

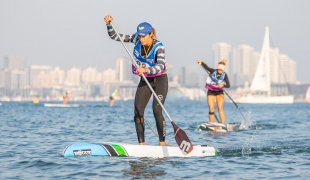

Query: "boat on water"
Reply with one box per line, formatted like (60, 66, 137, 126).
(198, 122, 241, 132)
(63, 142, 216, 158)
(44, 103, 80, 108)
(233, 27, 294, 104)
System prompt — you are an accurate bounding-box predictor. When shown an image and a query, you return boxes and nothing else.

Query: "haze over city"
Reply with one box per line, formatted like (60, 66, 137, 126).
(0, 0, 309, 82)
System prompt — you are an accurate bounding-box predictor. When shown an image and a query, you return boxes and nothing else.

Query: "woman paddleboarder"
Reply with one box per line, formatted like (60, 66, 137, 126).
(104, 15, 168, 146)
(63, 91, 69, 105)
(197, 59, 230, 124)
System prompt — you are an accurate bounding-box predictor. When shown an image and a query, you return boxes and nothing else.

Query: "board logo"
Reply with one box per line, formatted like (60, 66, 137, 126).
(73, 149, 92, 156)
(180, 140, 191, 155)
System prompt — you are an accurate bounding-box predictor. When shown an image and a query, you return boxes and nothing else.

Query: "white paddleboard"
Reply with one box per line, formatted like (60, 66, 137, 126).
(198, 122, 240, 132)
(63, 142, 216, 158)
(44, 103, 80, 108)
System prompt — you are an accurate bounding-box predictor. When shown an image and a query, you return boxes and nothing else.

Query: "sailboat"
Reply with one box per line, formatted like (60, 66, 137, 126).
(234, 27, 294, 104)
(305, 86, 310, 103)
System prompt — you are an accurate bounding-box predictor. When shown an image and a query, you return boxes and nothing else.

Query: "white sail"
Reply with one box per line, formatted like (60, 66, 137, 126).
(233, 26, 294, 104)
(250, 27, 271, 95)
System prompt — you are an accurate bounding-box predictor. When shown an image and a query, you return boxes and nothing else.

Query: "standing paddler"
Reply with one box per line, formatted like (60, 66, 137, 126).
(197, 59, 230, 124)
(104, 15, 168, 146)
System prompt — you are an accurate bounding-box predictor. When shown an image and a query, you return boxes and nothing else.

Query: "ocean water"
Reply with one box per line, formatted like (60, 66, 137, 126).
(0, 100, 309, 179)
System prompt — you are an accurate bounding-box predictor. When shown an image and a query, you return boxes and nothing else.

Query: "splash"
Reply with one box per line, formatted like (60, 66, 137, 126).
(238, 111, 252, 130)
(241, 111, 258, 155)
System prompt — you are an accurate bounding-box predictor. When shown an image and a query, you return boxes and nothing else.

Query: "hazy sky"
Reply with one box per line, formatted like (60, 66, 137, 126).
(0, 0, 309, 82)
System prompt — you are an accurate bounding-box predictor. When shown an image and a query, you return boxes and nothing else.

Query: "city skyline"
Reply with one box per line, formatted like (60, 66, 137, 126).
(1, 39, 297, 87)
(0, 1, 309, 83)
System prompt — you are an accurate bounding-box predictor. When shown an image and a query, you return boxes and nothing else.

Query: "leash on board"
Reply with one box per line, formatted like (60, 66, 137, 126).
(145, 118, 173, 146)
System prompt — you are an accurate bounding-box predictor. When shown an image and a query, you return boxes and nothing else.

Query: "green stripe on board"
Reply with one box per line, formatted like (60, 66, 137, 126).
(111, 144, 127, 156)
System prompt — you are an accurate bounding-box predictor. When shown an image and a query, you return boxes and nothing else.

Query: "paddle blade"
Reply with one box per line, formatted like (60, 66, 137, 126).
(171, 121, 194, 155)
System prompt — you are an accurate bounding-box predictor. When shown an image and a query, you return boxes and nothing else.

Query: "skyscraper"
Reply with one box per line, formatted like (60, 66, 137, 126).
(232, 45, 259, 86)
(3, 56, 27, 70)
(28, 65, 52, 87)
(212, 42, 231, 75)
(116, 58, 132, 82)
(180, 66, 200, 88)
(65, 67, 81, 86)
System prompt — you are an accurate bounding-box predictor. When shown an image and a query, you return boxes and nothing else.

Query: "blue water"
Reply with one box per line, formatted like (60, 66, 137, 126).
(0, 101, 309, 179)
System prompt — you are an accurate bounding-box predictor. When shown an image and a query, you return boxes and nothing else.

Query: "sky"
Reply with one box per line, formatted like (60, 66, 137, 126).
(0, 0, 309, 83)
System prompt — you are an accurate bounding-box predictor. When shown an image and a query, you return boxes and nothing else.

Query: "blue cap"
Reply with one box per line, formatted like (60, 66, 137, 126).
(135, 22, 153, 36)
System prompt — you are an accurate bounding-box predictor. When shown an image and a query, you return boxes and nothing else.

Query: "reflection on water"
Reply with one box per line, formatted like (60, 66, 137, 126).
(122, 158, 167, 179)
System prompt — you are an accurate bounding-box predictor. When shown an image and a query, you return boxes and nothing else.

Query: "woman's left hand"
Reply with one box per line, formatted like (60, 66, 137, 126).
(218, 84, 224, 88)
(136, 67, 147, 75)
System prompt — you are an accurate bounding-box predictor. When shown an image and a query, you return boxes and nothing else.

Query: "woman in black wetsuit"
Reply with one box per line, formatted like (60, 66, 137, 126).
(197, 59, 230, 124)
(104, 15, 168, 146)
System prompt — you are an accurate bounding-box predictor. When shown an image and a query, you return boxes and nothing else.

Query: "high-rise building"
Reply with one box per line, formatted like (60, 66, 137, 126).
(65, 67, 81, 86)
(3, 56, 27, 70)
(28, 65, 52, 87)
(50, 67, 66, 87)
(232, 45, 259, 86)
(5, 69, 27, 90)
(82, 67, 100, 85)
(116, 58, 132, 82)
(180, 66, 200, 87)
(278, 54, 296, 84)
(212, 42, 231, 75)
(270, 48, 296, 84)
(102, 68, 116, 83)
(166, 63, 174, 82)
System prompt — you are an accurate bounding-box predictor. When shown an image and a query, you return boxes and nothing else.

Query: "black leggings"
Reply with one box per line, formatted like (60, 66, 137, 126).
(134, 74, 168, 143)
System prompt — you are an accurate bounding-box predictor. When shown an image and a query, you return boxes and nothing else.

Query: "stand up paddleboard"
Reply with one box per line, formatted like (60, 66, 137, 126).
(44, 103, 80, 108)
(198, 122, 240, 132)
(63, 142, 216, 158)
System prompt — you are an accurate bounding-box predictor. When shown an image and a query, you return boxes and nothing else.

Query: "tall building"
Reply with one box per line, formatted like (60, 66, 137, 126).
(102, 68, 116, 83)
(166, 63, 174, 82)
(50, 67, 66, 87)
(212, 42, 231, 75)
(28, 65, 53, 87)
(2, 56, 28, 90)
(232, 45, 260, 86)
(3, 56, 27, 70)
(115, 58, 132, 82)
(269, 48, 280, 84)
(270, 48, 296, 84)
(82, 67, 100, 85)
(5, 69, 27, 90)
(65, 67, 81, 86)
(180, 66, 200, 87)
(278, 54, 296, 84)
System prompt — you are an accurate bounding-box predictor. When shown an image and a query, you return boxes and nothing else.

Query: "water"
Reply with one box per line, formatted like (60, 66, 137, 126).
(0, 101, 309, 179)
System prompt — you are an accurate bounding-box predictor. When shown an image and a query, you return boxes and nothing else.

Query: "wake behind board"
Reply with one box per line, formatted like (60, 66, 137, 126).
(63, 142, 216, 158)
(44, 103, 80, 108)
(198, 122, 240, 132)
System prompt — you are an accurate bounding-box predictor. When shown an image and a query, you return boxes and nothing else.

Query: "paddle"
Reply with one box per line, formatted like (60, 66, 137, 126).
(109, 22, 193, 155)
(198, 61, 247, 122)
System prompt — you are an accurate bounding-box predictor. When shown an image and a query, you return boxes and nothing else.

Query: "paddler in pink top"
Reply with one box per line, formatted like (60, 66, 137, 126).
(197, 59, 230, 124)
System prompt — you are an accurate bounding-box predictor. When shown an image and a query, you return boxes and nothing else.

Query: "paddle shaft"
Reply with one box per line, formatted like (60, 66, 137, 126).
(223, 90, 247, 122)
(110, 22, 174, 123)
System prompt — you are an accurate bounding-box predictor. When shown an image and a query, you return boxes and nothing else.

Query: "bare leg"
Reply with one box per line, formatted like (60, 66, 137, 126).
(216, 94, 225, 124)
(207, 95, 216, 122)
